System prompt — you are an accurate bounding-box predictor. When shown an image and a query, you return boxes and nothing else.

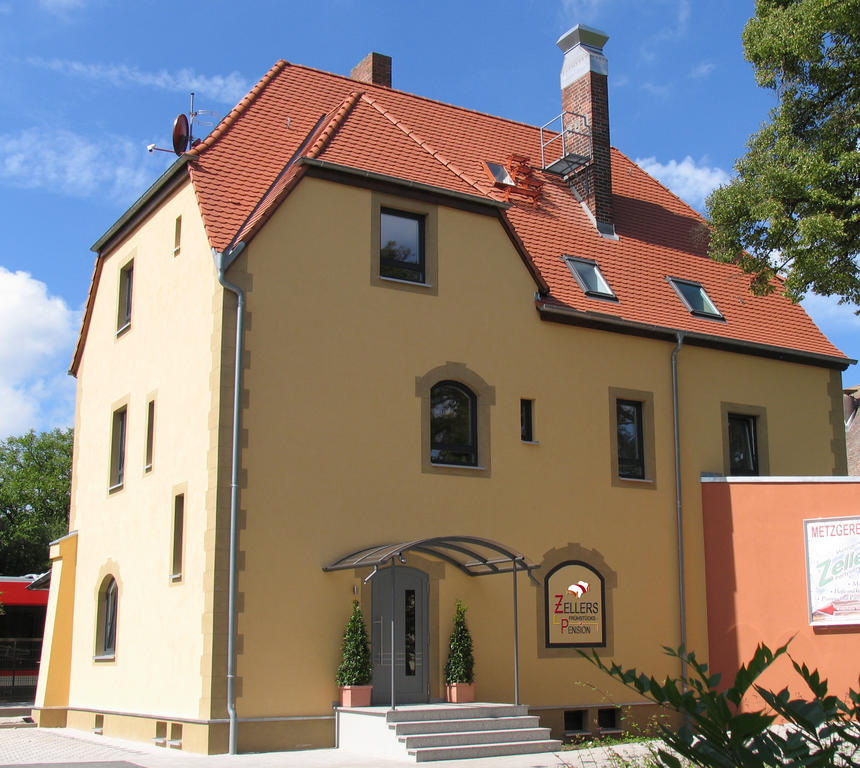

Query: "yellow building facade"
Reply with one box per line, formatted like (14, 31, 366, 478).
(36, 28, 850, 755)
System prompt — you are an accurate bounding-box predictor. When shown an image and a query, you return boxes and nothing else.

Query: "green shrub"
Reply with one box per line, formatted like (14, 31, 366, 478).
(335, 600, 372, 687)
(581, 642, 860, 767)
(443, 600, 474, 684)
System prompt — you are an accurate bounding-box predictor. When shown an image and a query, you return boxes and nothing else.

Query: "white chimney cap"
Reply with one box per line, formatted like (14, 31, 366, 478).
(557, 24, 609, 54)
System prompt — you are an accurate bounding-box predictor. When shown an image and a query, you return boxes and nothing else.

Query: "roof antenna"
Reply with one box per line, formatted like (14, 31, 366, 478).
(147, 92, 221, 155)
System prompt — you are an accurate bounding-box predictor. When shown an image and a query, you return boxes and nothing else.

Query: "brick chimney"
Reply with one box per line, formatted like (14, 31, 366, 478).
(350, 52, 392, 88)
(557, 25, 615, 237)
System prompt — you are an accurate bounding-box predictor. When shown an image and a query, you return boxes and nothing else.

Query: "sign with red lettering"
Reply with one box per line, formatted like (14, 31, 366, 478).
(544, 561, 605, 647)
(804, 516, 860, 626)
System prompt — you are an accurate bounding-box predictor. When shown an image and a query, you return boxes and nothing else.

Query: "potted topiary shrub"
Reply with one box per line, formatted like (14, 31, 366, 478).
(443, 600, 475, 703)
(336, 600, 373, 707)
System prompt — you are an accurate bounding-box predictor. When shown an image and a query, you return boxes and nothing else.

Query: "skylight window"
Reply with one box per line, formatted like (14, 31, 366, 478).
(668, 277, 723, 319)
(564, 256, 617, 300)
(482, 161, 514, 187)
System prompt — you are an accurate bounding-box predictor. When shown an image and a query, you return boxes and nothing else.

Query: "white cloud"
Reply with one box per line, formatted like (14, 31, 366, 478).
(0, 268, 79, 438)
(635, 155, 730, 211)
(0, 127, 159, 204)
(27, 57, 249, 104)
(690, 61, 715, 79)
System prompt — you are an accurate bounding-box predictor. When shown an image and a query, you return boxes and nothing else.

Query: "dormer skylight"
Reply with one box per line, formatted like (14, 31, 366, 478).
(564, 256, 617, 300)
(482, 161, 514, 187)
(668, 277, 723, 320)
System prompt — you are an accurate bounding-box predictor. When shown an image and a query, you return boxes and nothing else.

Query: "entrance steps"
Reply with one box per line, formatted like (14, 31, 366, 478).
(337, 703, 561, 762)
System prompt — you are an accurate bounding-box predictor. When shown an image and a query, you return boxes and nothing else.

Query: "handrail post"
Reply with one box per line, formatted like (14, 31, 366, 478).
(512, 558, 519, 705)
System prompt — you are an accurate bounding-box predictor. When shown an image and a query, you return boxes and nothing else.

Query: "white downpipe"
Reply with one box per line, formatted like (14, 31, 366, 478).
(213, 244, 246, 755)
(671, 332, 687, 691)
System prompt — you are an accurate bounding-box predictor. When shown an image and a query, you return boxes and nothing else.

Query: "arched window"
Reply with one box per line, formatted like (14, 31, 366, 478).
(430, 381, 477, 466)
(96, 576, 118, 658)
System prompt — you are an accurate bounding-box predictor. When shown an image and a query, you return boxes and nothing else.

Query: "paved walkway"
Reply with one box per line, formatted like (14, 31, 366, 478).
(0, 725, 659, 768)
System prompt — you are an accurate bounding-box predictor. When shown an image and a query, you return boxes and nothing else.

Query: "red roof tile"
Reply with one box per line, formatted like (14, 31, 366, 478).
(84, 58, 848, 369)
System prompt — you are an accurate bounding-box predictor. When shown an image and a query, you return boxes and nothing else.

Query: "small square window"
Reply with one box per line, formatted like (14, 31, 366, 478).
(117, 261, 133, 334)
(564, 709, 587, 733)
(380, 209, 425, 283)
(616, 399, 645, 480)
(728, 413, 758, 475)
(668, 277, 722, 319)
(597, 707, 620, 731)
(481, 160, 514, 187)
(564, 256, 617, 300)
(521, 399, 534, 442)
(109, 406, 127, 491)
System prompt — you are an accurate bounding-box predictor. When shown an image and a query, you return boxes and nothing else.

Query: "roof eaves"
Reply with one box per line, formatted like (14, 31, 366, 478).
(91, 154, 193, 254)
(300, 156, 509, 212)
(538, 301, 854, 371)
(69, 254, 102, 376)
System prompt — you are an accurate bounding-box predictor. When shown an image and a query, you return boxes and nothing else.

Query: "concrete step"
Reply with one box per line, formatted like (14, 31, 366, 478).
(410, 738, 562, 762)
(386, 704, 528, 723)
(401, 727, 552, 749)
(392, 715, 540, 735)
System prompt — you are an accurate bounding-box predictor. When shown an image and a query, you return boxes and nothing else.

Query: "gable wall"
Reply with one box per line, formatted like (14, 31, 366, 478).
(65, 179, 224, 727)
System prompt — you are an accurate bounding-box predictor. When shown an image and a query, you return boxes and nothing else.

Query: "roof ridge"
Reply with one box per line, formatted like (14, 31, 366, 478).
(287, 61, 549, 137)
(306, 90, 364, 159)
(361, 93, 494, 198)
(188, 59, 290, 156)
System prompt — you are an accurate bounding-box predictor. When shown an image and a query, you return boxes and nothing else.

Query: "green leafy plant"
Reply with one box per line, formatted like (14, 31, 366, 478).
(335, 600, 372, 687)
(443, 599, 474, 684)
(581, 642, 860, 767)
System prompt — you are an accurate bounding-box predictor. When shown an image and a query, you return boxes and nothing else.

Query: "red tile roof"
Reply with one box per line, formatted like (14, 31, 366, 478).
(79, 58, 849, 372)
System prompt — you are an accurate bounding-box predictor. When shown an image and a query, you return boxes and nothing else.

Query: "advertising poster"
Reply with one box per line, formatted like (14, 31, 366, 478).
(803, 516, 860, 626)
(544, 560, 605, 647)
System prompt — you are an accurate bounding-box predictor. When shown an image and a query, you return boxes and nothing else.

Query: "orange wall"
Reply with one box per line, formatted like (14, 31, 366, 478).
(702, 478, 860, 709)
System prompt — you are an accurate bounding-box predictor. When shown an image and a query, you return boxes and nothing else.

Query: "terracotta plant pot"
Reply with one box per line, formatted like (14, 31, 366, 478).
(446, 682, 475, 703)
(339, 685, 373, 707)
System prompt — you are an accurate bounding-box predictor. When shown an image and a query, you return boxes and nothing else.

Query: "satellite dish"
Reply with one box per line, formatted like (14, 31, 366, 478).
(172, 113, 190, 155)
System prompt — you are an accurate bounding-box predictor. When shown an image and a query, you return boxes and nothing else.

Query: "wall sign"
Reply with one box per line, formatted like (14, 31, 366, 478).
(544, 560, 605, 647)
(804, 516, 860, 627)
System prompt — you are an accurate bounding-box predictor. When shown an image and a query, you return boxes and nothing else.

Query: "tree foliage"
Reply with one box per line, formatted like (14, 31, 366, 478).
(444, 599, 475, 684)
(582, 642, 860, 767)
(707, 0, 860, 305)
(336, 600, 372, 687)
(0, 428, 73, 575)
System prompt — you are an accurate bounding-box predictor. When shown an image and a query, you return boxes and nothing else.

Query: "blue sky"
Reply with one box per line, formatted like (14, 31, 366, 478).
(0, 0, 857, 438)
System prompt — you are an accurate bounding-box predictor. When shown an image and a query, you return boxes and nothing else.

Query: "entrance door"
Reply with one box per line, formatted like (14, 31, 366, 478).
(371, 565, 429, 705)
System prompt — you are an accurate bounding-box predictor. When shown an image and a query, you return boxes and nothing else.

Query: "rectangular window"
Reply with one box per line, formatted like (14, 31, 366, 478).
(520, 399, 534, 442)
(380, 208, 425, 283)
(563, 709, 587, 734)
(616, 399, 645, 479)
(109, 406, 127, 490)
(171, 494, 184, 581)
(173, 216, 182, 256)
(728, 413, 758, 475)
(117, 261, 133, 334)
(144, 400, 155, 472)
